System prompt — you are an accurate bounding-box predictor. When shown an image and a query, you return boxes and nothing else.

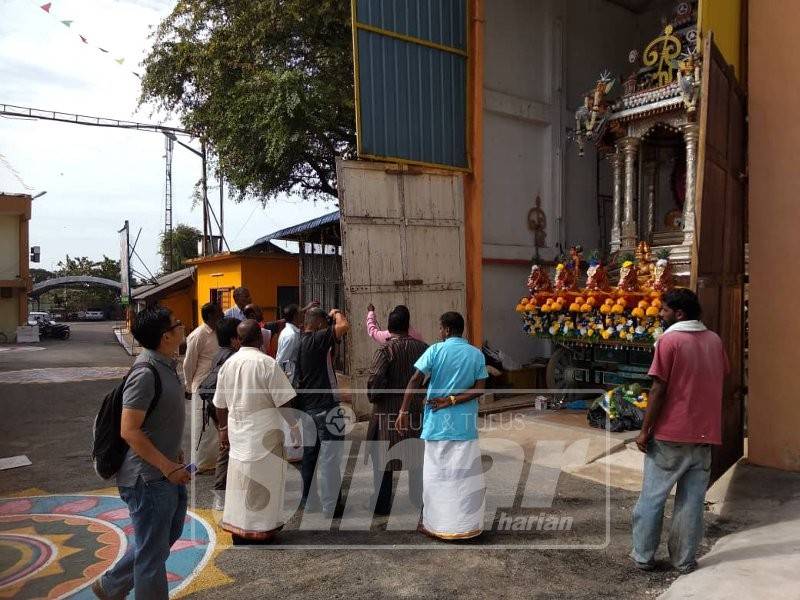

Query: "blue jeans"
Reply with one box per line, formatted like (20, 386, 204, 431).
(102, 477, 188, 599)
(631, 439, 711, 570)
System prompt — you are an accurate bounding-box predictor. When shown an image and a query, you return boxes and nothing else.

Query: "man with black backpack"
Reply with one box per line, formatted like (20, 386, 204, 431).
(93, 307, 191, 600)
(197, 316, 241, 511)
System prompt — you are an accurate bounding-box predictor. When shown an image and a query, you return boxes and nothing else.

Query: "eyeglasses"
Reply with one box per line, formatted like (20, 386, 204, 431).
(163, 320, 184, 334)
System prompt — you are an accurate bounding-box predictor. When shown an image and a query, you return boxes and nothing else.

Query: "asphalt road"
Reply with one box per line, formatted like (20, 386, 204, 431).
(0, 323, 720, 599)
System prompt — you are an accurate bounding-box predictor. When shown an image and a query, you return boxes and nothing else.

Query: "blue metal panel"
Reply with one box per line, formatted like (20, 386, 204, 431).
(357, 0, 466, 50)
(251, 211, 340, 245)
(353, 0, 468, 169)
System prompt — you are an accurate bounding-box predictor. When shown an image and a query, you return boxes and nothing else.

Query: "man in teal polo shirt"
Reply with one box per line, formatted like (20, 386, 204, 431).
(396, 311, 488, 540)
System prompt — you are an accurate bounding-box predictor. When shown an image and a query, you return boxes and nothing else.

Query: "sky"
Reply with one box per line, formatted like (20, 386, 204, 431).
(0, 0, 334, 274)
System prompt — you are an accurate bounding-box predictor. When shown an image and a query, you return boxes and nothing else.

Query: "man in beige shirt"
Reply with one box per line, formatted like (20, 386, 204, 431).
(184, 302, 223, 471)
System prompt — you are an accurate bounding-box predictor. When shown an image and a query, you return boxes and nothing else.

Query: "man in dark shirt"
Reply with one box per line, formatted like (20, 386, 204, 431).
(296, 307, 349, 516)
(367, 306, 428, 516)
(94, 307, 191, 600)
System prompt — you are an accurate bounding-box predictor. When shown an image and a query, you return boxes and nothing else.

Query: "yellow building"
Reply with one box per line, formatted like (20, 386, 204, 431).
(132, 266, 198, 332)
(186, 246, 299, 326)
(0, 193, 31, 342)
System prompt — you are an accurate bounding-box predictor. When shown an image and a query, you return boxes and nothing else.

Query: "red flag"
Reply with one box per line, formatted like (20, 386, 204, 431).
(80, 35, 87, 44)
(40, 3, 51, 12)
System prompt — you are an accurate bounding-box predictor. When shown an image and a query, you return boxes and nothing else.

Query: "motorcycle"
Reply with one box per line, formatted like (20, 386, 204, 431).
(37, 318, 70, 340)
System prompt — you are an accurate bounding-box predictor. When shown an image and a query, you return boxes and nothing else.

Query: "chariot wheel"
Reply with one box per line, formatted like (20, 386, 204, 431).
(546, 345, 583, 406)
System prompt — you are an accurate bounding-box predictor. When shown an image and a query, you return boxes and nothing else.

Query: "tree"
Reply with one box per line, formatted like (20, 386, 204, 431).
(160, 224, 202, 273)
(140, 0, 355, 201)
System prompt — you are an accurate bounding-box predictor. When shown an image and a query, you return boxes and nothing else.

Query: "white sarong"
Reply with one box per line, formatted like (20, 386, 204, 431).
(222, 429, 287, 540)
(422, 440, 485, 540)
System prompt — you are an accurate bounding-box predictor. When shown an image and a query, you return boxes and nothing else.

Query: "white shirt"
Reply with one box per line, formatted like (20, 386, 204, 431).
(224, 306, 246, 321)
(275, 322, 301, 386)
(212, 347, 296, 462)
(182, 323, 219, 393)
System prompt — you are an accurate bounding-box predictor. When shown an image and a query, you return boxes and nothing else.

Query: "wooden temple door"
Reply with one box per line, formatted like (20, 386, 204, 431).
(337, 159, 466, 419)
(691, 33, 747, 482)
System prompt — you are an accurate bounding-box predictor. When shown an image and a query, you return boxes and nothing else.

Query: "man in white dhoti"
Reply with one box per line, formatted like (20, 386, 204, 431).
(396, 311, 488, 540)
(213, 320, 297, 544)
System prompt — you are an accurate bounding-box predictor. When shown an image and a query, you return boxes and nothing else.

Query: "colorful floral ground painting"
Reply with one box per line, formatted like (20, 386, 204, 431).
(0, 495, 214, 599)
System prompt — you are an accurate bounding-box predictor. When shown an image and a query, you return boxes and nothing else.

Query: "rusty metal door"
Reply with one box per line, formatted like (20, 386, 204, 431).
(337, 159, 466, 417)
(692, 33, 747, 482)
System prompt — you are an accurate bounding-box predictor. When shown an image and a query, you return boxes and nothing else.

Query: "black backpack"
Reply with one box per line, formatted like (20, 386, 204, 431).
(196, 347, 235, 446)
(92, 362, 162, 479)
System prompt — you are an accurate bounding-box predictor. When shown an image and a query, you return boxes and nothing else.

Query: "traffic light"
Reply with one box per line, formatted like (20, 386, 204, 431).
(30, 246, 40, 263)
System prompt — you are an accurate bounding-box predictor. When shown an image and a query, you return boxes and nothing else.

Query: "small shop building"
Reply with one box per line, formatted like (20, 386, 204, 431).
(131, 266, 197, 331)
(0, 193, 32, 342)
(185, 244, 299, 326)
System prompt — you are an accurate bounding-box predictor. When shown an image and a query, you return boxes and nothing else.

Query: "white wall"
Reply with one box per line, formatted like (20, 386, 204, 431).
(0, 215, 20, 279)
(481, 0, 643, 363)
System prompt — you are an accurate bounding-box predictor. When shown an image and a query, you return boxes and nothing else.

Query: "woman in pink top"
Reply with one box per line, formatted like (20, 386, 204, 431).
(366, 304, 424, 344)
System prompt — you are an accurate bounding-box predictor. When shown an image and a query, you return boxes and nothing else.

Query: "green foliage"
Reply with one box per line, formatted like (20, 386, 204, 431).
(656, 247, 671, 260)
(160, 224, 202, 273)
(140, 0, 355, 200)
(30, 268, 53, 284)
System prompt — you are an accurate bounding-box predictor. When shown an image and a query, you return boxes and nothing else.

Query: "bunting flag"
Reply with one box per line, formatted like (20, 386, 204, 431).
(29, 0, 140, 79)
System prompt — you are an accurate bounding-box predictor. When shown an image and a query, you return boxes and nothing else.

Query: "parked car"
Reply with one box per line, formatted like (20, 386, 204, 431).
(84, 311, 105, 321)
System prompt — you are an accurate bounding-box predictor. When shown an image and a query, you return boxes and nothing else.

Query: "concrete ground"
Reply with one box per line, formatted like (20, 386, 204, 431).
(0, 322, 742, 599)
(660, 462, 800, 600)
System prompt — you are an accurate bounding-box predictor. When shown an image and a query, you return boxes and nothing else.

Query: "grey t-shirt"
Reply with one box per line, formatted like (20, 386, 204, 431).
(116, 349, 186, 487)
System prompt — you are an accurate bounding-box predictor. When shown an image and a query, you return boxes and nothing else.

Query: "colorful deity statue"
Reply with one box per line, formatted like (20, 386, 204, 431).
(526, 264, 553, 294)
(586, 260, 611, 291)
(570, 245, 584, 282)
(635, 241, 655, 287)
(554, 263, 578, 292)
(650, 258, 673, 292)
(617, 260, 640, 292)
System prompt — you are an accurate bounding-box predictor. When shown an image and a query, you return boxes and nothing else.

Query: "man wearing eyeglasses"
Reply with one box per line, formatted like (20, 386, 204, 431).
(94, 307, 191, 600)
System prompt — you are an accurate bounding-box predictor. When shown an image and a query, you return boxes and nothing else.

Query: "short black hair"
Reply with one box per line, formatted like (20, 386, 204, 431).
(216, 317, 241, 347)
(388, 305, 410, 333)
(243, 305, 260, 320)
(131, 306, 173, 350)
(201, 302, 221, 324)
(305, 307, 327, 326)
(663, 288, 702, 320)
(233, 287, 249, 302)
(440, 311, 465, 336)
(283, 304, 300, 322)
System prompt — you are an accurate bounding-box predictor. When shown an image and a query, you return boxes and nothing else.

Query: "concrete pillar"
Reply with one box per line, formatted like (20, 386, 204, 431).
(681, 122, 699, 247)
(609, 149, 623, 252)
(644, 161, 657, 243)
(621, 137, 639, 251)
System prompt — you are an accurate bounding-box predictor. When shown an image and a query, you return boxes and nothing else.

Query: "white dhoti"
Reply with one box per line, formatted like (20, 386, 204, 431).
(222, 430, 287, 540)
(422, 440, 485, 540)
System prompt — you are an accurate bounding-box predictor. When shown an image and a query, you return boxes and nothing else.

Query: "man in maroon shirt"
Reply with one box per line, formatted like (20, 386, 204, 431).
(631, 288, 728, 574)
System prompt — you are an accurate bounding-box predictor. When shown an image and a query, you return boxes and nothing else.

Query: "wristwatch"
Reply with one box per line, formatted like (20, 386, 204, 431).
(449, 395, 456, 406)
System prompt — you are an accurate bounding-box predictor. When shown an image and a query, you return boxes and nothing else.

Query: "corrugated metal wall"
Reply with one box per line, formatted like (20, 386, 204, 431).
(300, 250, 346, 372)
(353, 0, 468, 169)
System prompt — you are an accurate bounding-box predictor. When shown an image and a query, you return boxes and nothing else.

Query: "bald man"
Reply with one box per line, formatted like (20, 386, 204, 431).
(212, 319, 297, 544)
